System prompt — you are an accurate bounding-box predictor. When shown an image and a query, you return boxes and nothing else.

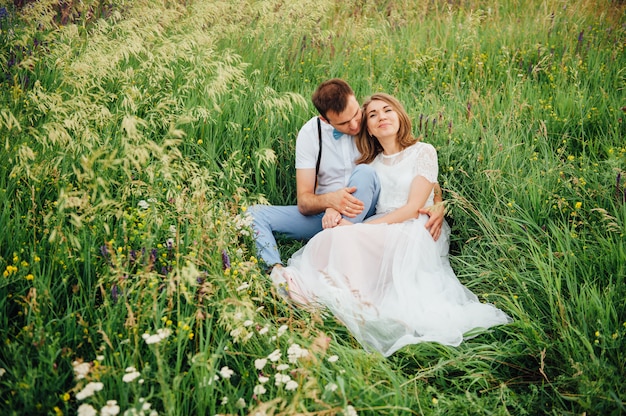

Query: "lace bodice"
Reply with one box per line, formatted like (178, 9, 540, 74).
(369, 142, 438, 214)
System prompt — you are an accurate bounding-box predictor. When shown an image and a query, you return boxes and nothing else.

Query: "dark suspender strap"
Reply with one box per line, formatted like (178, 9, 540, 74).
(314, 117, 322, 190)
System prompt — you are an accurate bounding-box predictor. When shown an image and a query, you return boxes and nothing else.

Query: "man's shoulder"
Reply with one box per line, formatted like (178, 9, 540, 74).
(299, 116, 320, 131)
(298, 116, 336, 142)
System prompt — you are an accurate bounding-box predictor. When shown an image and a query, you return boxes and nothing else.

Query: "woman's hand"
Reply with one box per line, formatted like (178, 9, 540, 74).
(419, 202, 445, 241)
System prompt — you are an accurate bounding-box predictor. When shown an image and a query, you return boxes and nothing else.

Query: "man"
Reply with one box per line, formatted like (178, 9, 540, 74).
(248, 79, 444, 272)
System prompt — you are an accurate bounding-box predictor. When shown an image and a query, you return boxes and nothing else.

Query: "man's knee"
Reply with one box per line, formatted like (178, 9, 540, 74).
(352, 163, 376, 178)
(350, 164, 380, 189)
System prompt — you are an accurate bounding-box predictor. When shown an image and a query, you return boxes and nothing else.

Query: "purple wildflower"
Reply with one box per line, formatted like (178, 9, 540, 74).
(222, 249, 231, 270)
(111, 284, 119, 303)
(576, 30, 584, 54)
(100, 245, 112, 265)
(617, 173, 625, 204)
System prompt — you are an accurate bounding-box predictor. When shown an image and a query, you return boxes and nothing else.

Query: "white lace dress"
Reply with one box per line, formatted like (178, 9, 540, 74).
(283, 142, 511, 356)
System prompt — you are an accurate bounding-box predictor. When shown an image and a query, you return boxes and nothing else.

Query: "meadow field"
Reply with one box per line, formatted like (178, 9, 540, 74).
(0, 0, 625, 414)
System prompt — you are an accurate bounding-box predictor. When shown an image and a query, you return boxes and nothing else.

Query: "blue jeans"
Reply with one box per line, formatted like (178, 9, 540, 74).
(248, 164, 381, 267)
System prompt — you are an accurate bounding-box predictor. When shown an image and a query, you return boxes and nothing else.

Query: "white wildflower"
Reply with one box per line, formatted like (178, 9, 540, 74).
(219, 366, 234, 379)
(277, 325, 288, 337)
(343, 405, 358, 416)
(258, 326, 269, 335)
(274, 373, 291, 386)
(327, 355, 339, 363)
(138, 200, 149, 210)
(72, 361, 91, 380)
(236, 398, 246, 409)
(76, 381, 104, 400)
(122, 367, 141, 383)
(169, 225, 177, 236)
(285, 380, 298, 391)
(77, 403, 97, 416)
(221, 396, 228, 405)
(253, 384, 267, 396)
(230, 327, 244, 339)
(276, 363, 289, 371)
(236, 282, 250, 292)
(142, 328, 172, 345)
(243, 320, 254, 327)
(267, 349, 281, 362)
(287, 343, 309, 363)
(142, 334, 162, 345)
(0, 368, 5, 378)
(325, 382, 338, 392)
(157, 328, 172, 338)
(234, 213, 253, 236)
(258, 375, 269, 384)
(254, 358, 267, 370)
(101, 400, 120, 416)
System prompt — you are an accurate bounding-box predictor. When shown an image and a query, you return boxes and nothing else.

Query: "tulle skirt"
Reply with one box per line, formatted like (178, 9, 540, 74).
(282, 215, 511, 357)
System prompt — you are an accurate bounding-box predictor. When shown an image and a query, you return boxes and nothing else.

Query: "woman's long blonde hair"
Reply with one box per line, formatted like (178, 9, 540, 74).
(355, 93, 418, 165)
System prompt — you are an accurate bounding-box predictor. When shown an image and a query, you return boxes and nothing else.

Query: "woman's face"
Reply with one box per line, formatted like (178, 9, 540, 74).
(365, 99, 399, 141)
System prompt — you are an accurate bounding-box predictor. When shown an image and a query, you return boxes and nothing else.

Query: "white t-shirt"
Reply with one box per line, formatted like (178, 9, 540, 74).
(295, 116, 360, 195)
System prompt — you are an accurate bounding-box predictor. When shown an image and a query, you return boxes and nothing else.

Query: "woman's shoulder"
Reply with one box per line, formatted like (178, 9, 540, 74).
(406, 141, 436, 156)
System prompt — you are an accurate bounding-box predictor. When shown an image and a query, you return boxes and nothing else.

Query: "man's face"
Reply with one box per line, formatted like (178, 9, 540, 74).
(323, 95, 362, 136)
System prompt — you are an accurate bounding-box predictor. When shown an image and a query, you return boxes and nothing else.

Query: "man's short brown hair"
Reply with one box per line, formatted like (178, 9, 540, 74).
(311, 79, 355, 120)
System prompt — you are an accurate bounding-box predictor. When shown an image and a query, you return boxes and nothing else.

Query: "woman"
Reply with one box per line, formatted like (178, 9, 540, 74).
(273, 93, 511, 357)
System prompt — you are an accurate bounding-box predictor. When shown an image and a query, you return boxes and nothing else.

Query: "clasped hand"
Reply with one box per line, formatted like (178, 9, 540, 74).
(322, 187, 363, 229)
(331, 187, 364, 218)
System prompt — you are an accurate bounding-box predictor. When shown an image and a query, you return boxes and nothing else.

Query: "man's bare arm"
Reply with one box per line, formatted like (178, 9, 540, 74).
(296, 169, 364, 217)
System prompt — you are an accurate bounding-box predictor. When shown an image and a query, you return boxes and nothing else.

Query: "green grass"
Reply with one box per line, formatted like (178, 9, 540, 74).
(0, 0, 624, 414)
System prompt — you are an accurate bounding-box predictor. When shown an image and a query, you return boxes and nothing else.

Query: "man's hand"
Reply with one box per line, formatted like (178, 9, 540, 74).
(419, 202, 445, 241)
(329, 187, 364, 218)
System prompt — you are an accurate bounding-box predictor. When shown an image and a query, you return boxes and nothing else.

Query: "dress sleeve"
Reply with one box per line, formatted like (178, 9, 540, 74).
(413, 143, 438, 183)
